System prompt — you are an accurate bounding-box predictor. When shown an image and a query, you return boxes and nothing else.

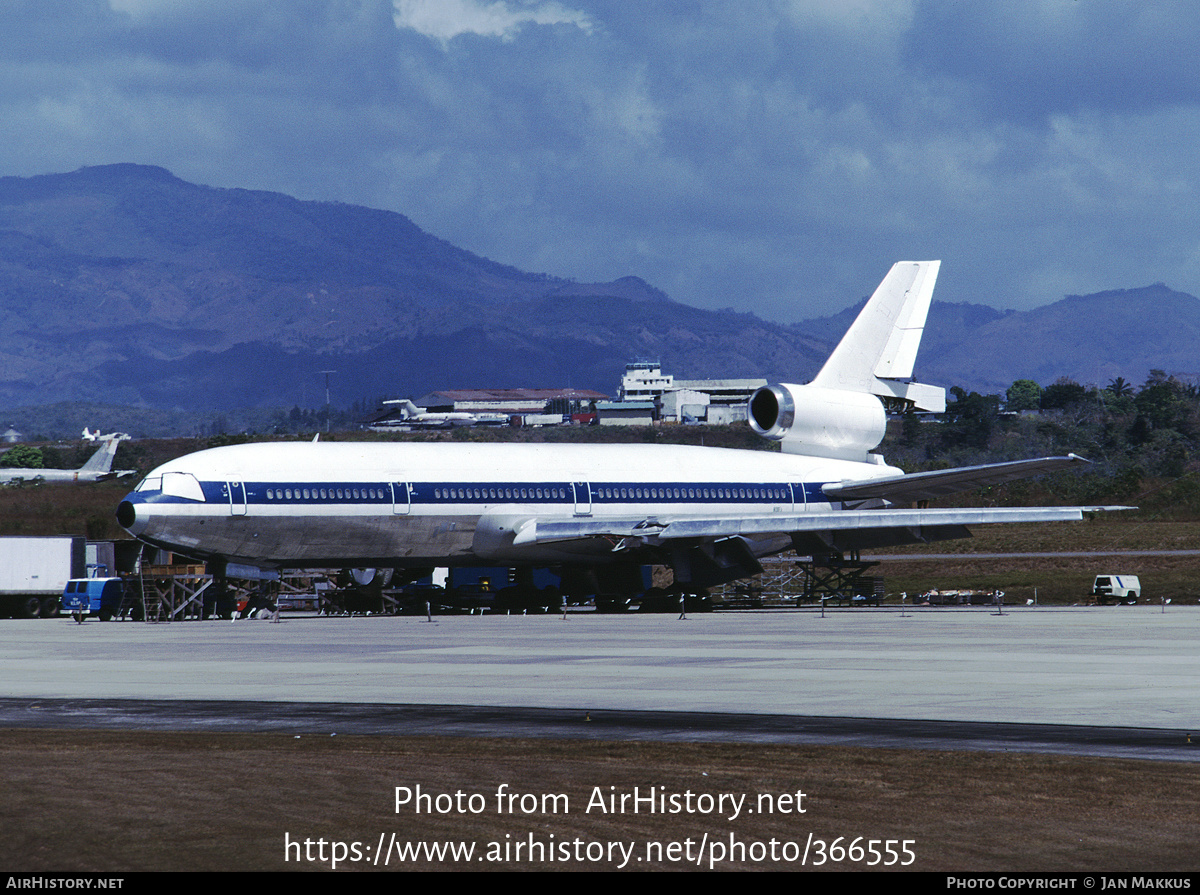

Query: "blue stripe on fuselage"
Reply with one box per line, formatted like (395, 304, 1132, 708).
(131, 480, 829, 507)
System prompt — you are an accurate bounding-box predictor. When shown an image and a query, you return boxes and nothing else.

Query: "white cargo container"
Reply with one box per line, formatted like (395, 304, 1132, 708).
(0, 536, 86, 618)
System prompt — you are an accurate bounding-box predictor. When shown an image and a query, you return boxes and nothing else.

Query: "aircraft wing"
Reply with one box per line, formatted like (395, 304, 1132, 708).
(821, 455, 1090, 504)
(511, 504, 1131, 548)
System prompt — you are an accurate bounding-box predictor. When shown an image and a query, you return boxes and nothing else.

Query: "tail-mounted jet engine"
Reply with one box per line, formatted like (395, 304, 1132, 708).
(749, 260, 945, 463)
(749, 383, 887, 462)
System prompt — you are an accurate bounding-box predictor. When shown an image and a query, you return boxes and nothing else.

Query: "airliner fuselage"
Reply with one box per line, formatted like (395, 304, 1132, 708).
(117, 440, 894, 569)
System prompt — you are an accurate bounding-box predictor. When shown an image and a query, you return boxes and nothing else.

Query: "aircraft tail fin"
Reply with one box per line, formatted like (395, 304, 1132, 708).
(811, 260, 944, 412)
(78, 435, 126, 474)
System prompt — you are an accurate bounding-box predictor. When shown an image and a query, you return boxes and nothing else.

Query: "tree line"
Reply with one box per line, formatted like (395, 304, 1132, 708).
(888, 371, 1200, 515)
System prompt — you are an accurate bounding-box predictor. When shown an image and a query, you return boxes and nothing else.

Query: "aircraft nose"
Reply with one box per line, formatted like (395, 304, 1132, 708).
(116, 499, 145, 535)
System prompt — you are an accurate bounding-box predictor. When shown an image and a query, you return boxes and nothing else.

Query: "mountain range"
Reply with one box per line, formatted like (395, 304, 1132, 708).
(799, 286, 1200, 396)
(0, 164, 1195, 417)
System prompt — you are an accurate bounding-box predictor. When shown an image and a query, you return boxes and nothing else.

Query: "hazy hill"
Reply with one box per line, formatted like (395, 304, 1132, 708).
(796, 286, 1200, 394)
(915, 285, 1200, 393)
(0, 164, 829, 410)
(0, 164, 1194, 423)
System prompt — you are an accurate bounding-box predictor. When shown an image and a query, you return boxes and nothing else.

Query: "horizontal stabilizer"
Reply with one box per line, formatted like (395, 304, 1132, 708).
(822, 454, 1091, 504)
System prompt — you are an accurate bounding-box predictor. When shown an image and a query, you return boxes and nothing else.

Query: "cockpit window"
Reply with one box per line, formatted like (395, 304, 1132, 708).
(137, 476, 162, 492)
(161, 472, 206, 502)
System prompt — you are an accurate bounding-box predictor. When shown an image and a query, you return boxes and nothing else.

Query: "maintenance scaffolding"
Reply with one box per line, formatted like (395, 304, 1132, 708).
(711, 551, 885, 607)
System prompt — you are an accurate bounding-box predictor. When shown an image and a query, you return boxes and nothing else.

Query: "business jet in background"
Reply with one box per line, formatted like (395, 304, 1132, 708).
(117, 261, 1126, 597)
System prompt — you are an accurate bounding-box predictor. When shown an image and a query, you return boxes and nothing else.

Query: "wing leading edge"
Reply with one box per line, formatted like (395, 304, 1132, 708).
(512, 504, 1131, 548)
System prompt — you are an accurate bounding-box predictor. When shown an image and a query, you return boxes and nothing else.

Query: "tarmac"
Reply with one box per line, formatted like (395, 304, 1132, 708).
(1, 605, 1197, 760)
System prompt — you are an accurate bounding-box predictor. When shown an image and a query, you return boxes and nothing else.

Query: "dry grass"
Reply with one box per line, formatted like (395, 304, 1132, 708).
(0, 479, 132, 540)
(873, 518, 1199, 555)
(880, 555, 1200, 604)
(3, 730, 1197, 872)
(862, 519, 1200, 604)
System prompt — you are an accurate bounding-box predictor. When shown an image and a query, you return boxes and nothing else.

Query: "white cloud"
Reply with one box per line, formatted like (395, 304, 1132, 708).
(107, 0, 238, 19)
(393, 0, 593, 45)
(782, 0, 914, 34)
(106, 0, 160, 14)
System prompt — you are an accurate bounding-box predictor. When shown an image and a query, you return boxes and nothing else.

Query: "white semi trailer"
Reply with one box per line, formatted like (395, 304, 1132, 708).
(0, 536, 86, 618)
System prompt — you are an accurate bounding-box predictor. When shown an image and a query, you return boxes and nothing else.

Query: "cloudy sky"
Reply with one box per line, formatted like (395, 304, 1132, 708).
(2, 0, 1198, 321)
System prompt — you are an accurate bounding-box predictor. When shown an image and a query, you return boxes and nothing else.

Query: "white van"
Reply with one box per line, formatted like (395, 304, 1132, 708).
(1092, 575, 1140, 605)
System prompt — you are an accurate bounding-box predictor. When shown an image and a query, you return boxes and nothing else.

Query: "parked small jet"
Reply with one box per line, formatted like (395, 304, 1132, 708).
(117, 261, 1128, 594)
(1, 432, 134, 484)
(368, 399, 510, 430)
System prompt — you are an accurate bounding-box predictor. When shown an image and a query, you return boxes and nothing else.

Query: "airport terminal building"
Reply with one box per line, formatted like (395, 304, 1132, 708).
(616, 362, 765, 424)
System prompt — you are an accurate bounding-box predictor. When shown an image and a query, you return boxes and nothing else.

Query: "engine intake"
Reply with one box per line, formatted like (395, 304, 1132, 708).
(749, 383, 886, 461)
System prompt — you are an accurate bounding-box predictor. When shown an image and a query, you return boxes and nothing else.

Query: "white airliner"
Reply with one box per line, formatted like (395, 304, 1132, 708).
(117, 262, 1125, 593)
(1, 432, 134, 484)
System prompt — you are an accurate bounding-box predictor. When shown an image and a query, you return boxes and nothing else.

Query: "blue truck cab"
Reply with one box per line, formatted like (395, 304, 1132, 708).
(62, 578, 126, 621)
